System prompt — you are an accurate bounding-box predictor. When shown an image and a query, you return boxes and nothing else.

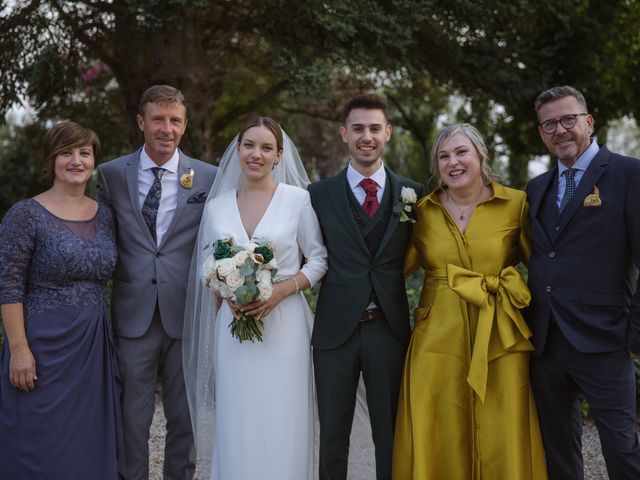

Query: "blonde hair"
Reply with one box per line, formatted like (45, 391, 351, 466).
(430, 123, 494, 189)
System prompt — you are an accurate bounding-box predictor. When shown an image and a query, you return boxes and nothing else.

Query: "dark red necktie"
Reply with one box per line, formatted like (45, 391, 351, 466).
(359, 178, 379, 217)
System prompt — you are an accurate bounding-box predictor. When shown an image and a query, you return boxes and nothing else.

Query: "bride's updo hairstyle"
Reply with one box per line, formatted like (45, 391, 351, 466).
(237, 116, 284, 154)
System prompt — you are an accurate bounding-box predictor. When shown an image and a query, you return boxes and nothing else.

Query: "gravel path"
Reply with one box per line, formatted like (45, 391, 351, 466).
(148, 395, 619, 480)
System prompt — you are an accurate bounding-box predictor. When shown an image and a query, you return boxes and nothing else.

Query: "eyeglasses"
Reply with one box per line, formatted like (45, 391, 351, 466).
(538, 113, 588, 134)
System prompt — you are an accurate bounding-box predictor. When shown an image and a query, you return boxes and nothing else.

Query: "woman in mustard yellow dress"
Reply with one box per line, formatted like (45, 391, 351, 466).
(392, 124, 547, 479)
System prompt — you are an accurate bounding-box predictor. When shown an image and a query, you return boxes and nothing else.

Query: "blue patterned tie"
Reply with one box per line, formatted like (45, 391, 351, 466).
(142, 167, 165, 240)
(559, 168, 576, 213)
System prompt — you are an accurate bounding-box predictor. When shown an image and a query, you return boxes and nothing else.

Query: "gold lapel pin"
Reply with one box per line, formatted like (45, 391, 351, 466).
(583, 185, 601, 207)
(180, 168, 194, 189)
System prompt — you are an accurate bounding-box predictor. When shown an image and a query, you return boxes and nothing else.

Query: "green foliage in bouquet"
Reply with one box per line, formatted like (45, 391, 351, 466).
(212, 239, 235, 259)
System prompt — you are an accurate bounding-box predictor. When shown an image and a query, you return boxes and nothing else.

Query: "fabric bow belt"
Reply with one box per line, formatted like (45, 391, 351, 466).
(446, 264, 533, 403)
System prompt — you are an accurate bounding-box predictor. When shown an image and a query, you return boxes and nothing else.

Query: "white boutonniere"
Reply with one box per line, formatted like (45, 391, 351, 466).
(393, 186, 418, 223)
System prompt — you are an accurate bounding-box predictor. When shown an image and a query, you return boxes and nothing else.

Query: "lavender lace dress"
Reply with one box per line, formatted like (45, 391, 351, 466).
(0, 199, 125, 479)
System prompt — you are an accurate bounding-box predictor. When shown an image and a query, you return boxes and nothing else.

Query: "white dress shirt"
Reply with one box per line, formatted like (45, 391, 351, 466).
(138, 147, 180, 246)
(346, 161, 386, 205)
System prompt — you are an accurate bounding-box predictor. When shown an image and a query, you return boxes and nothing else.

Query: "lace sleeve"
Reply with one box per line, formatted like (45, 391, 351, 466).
(0, 201, 37, 305)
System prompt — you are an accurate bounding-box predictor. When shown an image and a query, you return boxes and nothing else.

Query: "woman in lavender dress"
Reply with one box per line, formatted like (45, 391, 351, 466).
(0, 122, 125, 479)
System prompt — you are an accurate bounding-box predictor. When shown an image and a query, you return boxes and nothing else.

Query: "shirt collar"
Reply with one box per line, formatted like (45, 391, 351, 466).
(347, 161, 386, 189)
(557, 139, 599, 176)
(139, 146, 180, 174)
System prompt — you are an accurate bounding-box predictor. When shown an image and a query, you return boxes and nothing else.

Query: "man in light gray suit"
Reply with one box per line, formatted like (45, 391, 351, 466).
(97, 85, 217, 479)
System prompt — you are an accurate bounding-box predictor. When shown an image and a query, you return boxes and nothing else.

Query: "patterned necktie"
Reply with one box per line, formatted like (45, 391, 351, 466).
(142, 167, 165, 240)
(360, 178, 379, 218)
(559, 167, 576, 213)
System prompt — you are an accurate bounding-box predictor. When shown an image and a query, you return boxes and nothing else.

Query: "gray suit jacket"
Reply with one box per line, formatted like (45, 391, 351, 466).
(96, 148, 217, 339)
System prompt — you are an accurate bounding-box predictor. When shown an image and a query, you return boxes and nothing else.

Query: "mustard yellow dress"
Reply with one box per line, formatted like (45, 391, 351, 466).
(392, 183, 547, 480)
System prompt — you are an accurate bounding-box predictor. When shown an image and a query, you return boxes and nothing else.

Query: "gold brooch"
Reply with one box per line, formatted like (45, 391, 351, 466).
(180, 168, 194, 189)
(583, 185, 601, 207)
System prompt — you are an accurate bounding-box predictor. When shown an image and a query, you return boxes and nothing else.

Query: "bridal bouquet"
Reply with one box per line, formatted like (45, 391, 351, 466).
(202, 238, 277, 343)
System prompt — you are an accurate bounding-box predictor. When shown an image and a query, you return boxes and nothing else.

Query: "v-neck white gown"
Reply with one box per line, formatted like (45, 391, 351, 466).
(203, 184, 327, 480)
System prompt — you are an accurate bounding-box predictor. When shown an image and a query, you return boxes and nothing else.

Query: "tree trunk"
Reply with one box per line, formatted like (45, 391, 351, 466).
(102, 3, 217, 162)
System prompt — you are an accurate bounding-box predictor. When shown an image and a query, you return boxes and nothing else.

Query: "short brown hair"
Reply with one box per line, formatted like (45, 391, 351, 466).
(138, 85, 187, 116)
(430, 123, 495, 189)
(342, 94, 388, 124)
(42, 122, 101, 183)
(237, 116, 283, 153)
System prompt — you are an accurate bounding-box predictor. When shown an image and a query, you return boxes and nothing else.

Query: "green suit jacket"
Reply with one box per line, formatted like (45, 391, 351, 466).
(309, 167, 426, 350)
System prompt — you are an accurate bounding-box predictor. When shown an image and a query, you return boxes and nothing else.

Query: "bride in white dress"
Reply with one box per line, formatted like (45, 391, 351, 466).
(183, 117, 327, 480)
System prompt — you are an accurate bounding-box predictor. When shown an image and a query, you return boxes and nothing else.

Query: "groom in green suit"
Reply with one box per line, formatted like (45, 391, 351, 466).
(309, 94, 425, 480)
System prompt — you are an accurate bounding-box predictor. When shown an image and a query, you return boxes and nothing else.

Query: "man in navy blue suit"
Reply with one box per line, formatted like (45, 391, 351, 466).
(526, 85, 640, 480)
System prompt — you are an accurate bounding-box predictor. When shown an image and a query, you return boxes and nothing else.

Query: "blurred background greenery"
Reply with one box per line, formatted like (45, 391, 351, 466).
(1, 0, 640, 212)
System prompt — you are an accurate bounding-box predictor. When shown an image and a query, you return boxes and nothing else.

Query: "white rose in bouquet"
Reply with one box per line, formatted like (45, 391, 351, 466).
(225, 269, 245, 289)
(266, 257, 277, 269)
(216, 257, 236, 277)
(258, 283, 273, 301)
(255, 269, 272, 285)
(233, 250, 249, 266)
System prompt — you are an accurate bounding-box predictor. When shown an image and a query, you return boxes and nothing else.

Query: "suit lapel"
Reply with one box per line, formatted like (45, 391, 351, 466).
(125, 149, 156, 245)
(327, 168, 371, 255)
(373, 168, 401, 260)
(160, 152, 192, 248)
(555, 146, 609, 238)
(528, 168, 556, 245)
(528, 168, 556, 220)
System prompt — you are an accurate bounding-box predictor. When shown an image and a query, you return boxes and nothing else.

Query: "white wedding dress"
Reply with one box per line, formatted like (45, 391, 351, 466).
(203, 183, 327, 480)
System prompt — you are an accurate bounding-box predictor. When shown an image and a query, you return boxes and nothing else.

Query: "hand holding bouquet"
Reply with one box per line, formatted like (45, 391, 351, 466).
(202, 238, 277, 342)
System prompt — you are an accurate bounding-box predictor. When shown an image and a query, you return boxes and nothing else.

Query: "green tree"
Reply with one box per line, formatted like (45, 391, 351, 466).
(402, 0, 640, 186)
(1, 0, 639, 185)
(0, 123, 49, 216)
(0, 0, 432, 162)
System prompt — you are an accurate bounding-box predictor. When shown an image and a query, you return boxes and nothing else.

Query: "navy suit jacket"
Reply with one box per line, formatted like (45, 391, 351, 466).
(526, 145, 640, 355)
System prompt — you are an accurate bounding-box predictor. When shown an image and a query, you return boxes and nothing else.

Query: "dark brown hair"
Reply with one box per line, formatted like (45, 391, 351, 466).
(42, 122, 101, 183)
(138, 85, 187, 116)
(237, 116, 283, 153)
(342, 94, 388, 124)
